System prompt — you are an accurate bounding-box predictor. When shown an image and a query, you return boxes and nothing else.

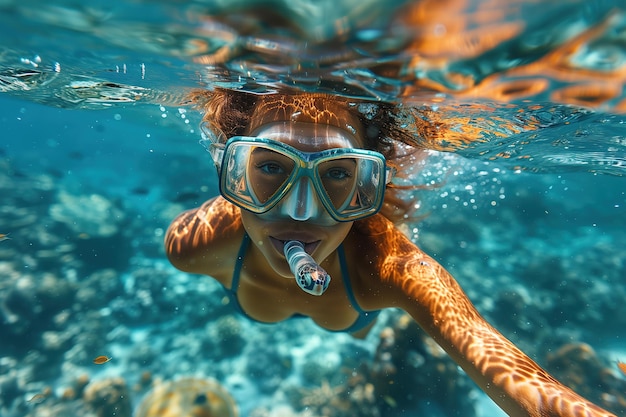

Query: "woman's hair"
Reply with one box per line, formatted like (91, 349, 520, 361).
(188, 88, 429, 223)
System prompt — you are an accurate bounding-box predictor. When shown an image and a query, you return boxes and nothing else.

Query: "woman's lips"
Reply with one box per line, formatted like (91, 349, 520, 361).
(269, 236, 320, 257)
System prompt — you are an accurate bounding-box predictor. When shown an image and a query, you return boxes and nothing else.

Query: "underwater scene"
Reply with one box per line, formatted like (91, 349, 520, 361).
(1, 0, 626, 416)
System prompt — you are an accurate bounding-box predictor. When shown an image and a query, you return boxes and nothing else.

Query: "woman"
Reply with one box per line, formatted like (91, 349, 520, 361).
(165, 89, 615, 417)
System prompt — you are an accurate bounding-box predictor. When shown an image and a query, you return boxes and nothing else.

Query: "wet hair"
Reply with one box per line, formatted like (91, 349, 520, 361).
(188, 88, 429, 223)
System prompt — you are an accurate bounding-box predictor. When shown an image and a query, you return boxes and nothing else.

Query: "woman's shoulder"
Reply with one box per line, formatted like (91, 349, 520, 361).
(165, 196, 244, 274)
(344, 214, 434, 307)
(349, 214, 417, 251)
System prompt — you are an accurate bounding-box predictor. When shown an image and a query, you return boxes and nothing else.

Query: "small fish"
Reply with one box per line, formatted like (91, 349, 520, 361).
(27, 393, 46, 404)
(383, 395, 397, 408)
(93, 355, 112, 365)
(0, 233, 10, 242)
(617, 361, 626, 376)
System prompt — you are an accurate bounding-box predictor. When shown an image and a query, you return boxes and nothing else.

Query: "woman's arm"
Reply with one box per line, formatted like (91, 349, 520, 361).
(164, 196, 243, 275)
(353, 216, 616, 417)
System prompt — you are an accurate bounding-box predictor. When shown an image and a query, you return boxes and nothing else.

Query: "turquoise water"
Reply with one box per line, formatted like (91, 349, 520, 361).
(1, 1, 626, 416)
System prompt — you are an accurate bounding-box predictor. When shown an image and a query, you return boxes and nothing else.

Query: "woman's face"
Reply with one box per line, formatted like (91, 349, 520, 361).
(240, 121, 363, 278)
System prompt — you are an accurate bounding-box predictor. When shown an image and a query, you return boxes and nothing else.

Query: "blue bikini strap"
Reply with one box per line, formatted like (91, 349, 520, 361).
(336, 243, 364, 313)
(232, 232, 251, 291)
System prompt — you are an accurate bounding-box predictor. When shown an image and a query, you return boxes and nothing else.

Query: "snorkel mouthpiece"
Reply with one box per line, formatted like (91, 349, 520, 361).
(283, 241, 331, 296)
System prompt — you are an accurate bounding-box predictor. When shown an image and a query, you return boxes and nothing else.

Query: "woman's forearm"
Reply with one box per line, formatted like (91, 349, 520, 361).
(401, 258, 615, 416)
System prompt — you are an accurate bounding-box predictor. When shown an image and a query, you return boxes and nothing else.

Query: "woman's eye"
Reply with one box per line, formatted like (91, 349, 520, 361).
(324, 167, 352, 180)
(257, 162, 284, 174)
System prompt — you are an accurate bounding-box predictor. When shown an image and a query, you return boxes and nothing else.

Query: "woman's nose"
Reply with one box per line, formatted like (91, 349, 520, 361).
(279, 177, 323, 221)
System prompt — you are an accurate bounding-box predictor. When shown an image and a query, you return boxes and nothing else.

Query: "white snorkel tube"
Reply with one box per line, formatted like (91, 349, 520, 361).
(283, 241, 331, 296)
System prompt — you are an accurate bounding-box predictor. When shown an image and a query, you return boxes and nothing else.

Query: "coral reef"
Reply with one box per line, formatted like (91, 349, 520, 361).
(209, 315, 246, 357)
(49, 190, 125, 238)
(18, 374, 97, 417)
(84, 377, 132, 417)
(48, 190, 131, 272)
(1, 273, 77, 352)
(369, 312, 476, 416)
(135, 377, 238, 417)
(280, 311, 475, 417)
(245, 344, 292, 394)
(289, 376, 379, 417)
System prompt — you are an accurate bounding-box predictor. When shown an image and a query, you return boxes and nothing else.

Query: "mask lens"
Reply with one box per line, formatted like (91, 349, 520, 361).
(317, 158, 358, 209)
(221, 141, 296, 211)
(317, 156, 383, 219)
(247, 146, 296, 204)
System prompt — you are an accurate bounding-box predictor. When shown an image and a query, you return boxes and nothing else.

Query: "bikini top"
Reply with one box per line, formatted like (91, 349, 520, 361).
(224, 233, 380, 333)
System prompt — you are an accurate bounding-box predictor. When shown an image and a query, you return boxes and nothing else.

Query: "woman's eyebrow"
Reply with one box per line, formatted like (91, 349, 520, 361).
(251, 147, 277, 156)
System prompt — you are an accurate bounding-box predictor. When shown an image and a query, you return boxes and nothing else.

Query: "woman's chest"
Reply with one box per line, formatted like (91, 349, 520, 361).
(234, 271, 362, 331)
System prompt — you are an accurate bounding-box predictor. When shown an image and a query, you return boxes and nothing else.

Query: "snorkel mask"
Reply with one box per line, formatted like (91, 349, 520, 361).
(200, 121, 393, 223)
